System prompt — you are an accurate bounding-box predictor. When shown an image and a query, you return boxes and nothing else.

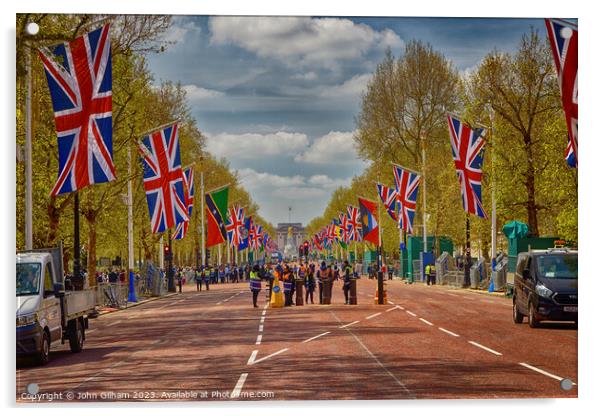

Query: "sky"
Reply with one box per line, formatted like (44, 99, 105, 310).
(145, 16, 550, 227)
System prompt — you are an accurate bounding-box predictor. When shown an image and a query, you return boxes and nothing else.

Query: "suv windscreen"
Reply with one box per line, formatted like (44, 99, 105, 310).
(535, 254, 578, 279)
(16, 263, 41, 296)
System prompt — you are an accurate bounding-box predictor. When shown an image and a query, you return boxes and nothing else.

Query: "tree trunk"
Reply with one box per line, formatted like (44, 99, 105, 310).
(524, 134, 540, 237)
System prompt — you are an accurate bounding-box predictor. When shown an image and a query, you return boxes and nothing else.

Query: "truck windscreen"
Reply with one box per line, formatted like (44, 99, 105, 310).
(16, 263, 41, 296)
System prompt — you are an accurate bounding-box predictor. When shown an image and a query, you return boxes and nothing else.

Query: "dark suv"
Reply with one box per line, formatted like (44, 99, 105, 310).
(513, 249, 578, 328)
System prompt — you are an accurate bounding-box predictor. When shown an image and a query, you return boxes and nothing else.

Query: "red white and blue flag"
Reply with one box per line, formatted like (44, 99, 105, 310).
(393, 165, 421, 234)
(138, 123, 189, 233)
(447, 115, 488, 219)
(346, 205, 362, 242)
(338, 212, 350, 244)
(376, 183, 399, 223)
(226, 205, 245, 248)
(39, 24, 115, 197)
(172, 166, 194, 240)
(545, 19, 578, 168)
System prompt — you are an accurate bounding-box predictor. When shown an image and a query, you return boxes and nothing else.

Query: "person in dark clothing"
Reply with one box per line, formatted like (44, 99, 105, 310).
(342, 260, 352, 304)
(305, 263, 316, 304)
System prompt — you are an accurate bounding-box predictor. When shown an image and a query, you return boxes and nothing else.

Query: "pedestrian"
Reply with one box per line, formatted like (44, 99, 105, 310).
(429, 263, 436, 285)
(305, 263, 316, 304)
(250, 264, 262, 308)
(333, 264, 340, 281)
(388, 264, 393, 280)
(283, 264, 294, 307)
(195, 268, 202, 291)
(318, 261, 332, 304)
(177, 269, 183, 293)
(203, 266, 210, 290)
(425, 263, 431, 285)
(342, 260, 352, 304)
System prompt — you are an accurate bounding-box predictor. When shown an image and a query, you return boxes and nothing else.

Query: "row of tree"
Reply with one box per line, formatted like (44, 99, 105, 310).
(308, 31, 577, 260)
(16, 14, 273, 287)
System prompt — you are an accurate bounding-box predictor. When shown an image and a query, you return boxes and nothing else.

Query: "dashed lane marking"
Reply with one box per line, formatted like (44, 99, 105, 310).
(86, 329, 97, 334)
(339, 320, 360, 329)
(302, 331, 331, 343)
(406, 311, 417, 317)
(468, 341, 502, 356)
(438, 327, 460, 337)
(258, 324, 264, 332)
(255, 334, 262, 345)
(387, 300, 395, 305)
(386, 306, 399, 312)
(106, 320, 122, 327)
(445, 293, 460, 297)
(259, 316, 265, 324)
(366, 312, 382, 320)
(518, 362, 576, 384)
(419, 318, 434, 326)
(230, 373, 248, 399)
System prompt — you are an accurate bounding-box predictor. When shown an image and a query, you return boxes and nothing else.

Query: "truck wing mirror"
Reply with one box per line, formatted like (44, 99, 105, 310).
(53, 282, 65, 298)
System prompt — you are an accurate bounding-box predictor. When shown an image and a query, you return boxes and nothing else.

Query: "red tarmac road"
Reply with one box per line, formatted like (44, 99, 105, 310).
(16, 278, 577, 402)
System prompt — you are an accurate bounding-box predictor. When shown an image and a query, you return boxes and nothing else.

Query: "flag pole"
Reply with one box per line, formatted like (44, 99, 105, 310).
(489, 104, 497, 292)
(127, 141, 137, 301)
(200, 171, 205, 268)
(377, 194, 384, 304)
(421, 134, 428, 254)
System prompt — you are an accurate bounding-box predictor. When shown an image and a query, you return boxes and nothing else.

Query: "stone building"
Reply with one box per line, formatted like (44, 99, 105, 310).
(275, 223, 308, 253)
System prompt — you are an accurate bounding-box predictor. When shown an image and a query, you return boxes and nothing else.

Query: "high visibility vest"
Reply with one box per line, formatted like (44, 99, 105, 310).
(250, 271, 261, 291)
(283, 281, 293, 293)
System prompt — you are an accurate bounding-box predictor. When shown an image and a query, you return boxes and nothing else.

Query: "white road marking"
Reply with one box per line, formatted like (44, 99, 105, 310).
(445, 293, 460, 297)
(261, 310, 267, 316)
(255, 334, 262, 345)
(249, 348, 289, 365)
(366, 312, 382, 320)
(247, 350, 258, 365)
(339, 320, 360, 329)
(419, 318, 434, 326)
(468, 341, 502, 356)
(302, 331, 331, 343)
(258, 324, 264, 332)
(230, 373, 248, 398)
(386, 306, 399, 312)
(406, 311, 417, 317)
(216, 302, 222, 305)
(438, 327, 460, 337)
(518, 362, 576, 384)
(86, 329, 97, 334)
(387, 300, 395, 305)
(263, 304, 269, 310)
(106, 320, 122, 327)
(259, 316, 265, 324)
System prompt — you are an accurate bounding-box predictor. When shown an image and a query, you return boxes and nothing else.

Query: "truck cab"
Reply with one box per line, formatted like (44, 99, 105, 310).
(512, 248, 578, 328)
(17, 245, 96, 365)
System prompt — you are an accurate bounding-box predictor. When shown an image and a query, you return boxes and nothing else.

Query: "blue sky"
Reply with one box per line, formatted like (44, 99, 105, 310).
(145, 16, 551, 226)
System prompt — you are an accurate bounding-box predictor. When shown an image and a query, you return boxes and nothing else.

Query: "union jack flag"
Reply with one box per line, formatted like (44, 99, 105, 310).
(39, 24, 115, 197)
(346, 205, 362, 242)
(172, 166, 194, 240)
(338, 212, 350, 244)
(545, 19, 578, 168)
(312, 234, 323, 251)
(252, 224, 264, 250)
(376, 183, 399, 223)
(565, 135, 576, 168)
(138, 123, 189, 233)
(226, 205, 245, 248)
(247, 217, 256, 249)
(393, 165, 421, 234)
(447, 115, 488, 218)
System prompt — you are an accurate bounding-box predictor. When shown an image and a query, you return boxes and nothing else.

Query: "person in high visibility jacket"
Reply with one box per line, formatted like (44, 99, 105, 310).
(305, 263, 316, 304)
(250, 264, 262, 308)
(283, 264, 294, 307)
(425, 264, 432, 286)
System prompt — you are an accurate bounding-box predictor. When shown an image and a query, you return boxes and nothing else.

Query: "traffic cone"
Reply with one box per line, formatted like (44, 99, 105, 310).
(374, 288, 388, 304)
(270, 277, 285, 308)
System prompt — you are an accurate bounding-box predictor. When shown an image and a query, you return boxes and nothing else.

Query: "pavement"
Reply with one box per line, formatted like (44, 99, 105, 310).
(16, 278, 577, 402)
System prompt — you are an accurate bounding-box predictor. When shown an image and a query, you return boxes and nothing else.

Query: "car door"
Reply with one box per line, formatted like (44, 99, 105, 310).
(40, 261, 62, 342)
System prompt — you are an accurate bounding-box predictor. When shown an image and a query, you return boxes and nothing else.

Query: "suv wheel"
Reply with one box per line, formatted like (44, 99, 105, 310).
(36, 331, 50, 365)
(528, 302, 540, 328)
(513, 298, 524, 324)
(68, 319, 84, 353)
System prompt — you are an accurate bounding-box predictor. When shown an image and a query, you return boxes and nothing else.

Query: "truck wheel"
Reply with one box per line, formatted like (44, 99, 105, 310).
(69, 319, 84, 353)
(528, 302, 540, 328)
(512, 298, 524, 324)
(36, 331, 50, 366)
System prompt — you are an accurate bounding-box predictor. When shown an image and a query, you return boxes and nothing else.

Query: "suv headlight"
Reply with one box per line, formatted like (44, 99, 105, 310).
(535, 284, 554, 299)
(16, 313, 37, 327)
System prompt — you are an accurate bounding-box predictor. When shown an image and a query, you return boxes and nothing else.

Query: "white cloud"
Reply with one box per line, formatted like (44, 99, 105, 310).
(162, 17, 201, 47)
(308, 175, 351, 189)
(273, 187, 328, 200)
(182, 84, 224, 100)
(319, 73, 371, 99)
(295, 131, 364, 165)
(209, 16, 402, 69)
(237, 168, 305, 191)
(291, 71, 318, 81)
(206, 131, 309, 160)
